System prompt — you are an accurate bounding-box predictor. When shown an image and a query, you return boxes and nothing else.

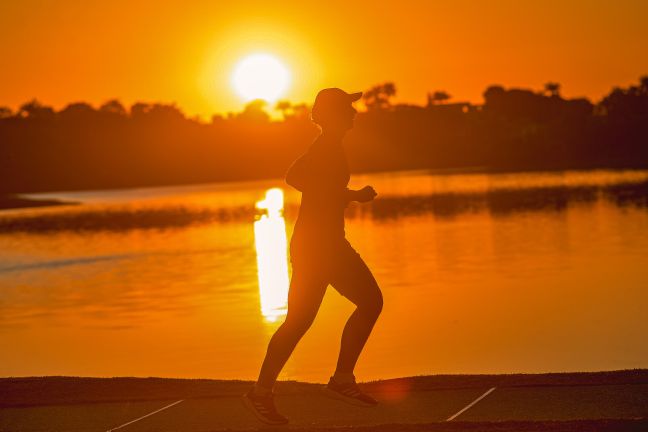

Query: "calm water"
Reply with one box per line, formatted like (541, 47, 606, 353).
(1, 169, 647, 382)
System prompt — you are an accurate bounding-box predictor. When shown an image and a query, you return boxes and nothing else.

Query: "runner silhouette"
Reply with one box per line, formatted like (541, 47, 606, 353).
(243, 88, 383, 425)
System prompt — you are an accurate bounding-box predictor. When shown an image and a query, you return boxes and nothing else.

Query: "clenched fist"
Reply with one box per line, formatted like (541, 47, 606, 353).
(356, 185, 377, 203)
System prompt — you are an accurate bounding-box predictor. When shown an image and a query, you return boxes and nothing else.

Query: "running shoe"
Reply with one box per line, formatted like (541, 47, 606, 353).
(242, 388, 289, 425)
(323, 377, 378, 407)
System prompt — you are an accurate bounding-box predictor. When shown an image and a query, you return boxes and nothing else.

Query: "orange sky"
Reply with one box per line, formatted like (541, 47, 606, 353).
(1, 0, 647, 119)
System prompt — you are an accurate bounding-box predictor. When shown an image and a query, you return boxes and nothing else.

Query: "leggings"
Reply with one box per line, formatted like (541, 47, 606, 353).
(256, 238, 383, 387)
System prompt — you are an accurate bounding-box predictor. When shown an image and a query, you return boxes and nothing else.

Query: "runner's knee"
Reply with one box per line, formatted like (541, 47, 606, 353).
(361, 289, 383, 319)
(282, 311, 317, 336)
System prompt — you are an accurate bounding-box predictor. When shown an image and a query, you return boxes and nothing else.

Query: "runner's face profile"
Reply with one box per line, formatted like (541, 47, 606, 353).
(320, 102, 356, 132)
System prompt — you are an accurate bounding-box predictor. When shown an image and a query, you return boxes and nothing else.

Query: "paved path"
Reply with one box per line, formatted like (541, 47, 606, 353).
(1, 371, 647, 431)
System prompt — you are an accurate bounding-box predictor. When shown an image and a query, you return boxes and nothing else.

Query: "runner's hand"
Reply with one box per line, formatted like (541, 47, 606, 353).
(356, 185, 377, 203)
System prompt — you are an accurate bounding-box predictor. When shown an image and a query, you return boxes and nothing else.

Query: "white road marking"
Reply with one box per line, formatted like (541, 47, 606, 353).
(106, 399, 184, 431)
(446, 387, 496, 421)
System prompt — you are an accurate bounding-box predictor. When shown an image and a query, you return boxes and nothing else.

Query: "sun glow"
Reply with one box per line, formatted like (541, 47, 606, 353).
(231, 53, 291, 103)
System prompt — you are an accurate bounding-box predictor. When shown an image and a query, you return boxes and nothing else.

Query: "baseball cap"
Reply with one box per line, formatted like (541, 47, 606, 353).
(313, 88, 363, 111)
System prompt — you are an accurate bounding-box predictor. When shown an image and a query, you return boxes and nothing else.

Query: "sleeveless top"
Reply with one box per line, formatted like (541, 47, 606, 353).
(286, 135, 350, 252)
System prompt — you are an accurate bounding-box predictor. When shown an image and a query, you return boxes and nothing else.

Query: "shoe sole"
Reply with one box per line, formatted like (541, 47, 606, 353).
(241, 394, 289, 426)
(322, 386, 378, 407)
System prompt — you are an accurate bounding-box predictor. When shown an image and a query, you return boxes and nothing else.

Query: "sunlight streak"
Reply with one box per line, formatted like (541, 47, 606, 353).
(254, 188, 289, 322)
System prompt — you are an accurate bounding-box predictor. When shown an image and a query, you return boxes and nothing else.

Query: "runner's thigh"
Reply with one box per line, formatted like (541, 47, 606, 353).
(329, 245, 381, 308)
(285, 261, 329, 325)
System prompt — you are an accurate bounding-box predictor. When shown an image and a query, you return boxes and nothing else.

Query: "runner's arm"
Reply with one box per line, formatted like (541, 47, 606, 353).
(285, 153, 311, 192)
(285, 152, 334, 194)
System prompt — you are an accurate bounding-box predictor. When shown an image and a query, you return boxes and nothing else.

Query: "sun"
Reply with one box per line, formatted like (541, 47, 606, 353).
(231, 53, 291, 103)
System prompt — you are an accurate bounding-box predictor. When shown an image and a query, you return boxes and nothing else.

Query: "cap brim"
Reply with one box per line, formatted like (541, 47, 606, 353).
(348, 92, 363, 102)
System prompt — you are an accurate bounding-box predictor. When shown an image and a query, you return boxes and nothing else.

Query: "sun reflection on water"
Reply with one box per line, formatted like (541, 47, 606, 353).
(254, 188, 289, 322)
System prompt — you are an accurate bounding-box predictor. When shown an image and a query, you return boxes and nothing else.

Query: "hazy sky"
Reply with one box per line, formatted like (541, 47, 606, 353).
(1, 0, 647, 118)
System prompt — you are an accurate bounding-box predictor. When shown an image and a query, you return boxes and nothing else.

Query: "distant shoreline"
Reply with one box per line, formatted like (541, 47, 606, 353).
(0, 195, 77, 211)
(3, 165, 647, 211)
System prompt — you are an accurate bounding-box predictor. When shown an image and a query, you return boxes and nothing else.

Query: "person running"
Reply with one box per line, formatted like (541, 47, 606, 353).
(242, 88, 384, 425)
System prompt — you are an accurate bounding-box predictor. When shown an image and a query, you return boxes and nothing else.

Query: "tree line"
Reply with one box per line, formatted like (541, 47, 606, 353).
(1, 77, 647, 193)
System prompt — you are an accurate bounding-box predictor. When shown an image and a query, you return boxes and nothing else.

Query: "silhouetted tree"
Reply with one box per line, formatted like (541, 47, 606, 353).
(363, 82, 396, 110)
(147, 103, 185, 122)
(640, 76, 648, 95)
(599, 76, 648, 121)
(237, 99, 270, 122)
(544, 82, 561, 97)
(60, 102, 95, 118)
(427, 91, 451, 106)
(275, 100, 310, 120)
(18, 99, 55, 119)
(0, 106, 12, 119)
(290, 103, 310, 120)
(130, 102, 152, 118)
(100, 100, 127, 116)
(210, 114, 225, 124)
(483, 85, 505, 103)
(275, 100, 292, 120)
(2, 76, 648, 194)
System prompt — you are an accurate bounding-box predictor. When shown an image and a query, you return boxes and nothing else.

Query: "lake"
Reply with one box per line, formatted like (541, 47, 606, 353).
(1, 169, 647, 382)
